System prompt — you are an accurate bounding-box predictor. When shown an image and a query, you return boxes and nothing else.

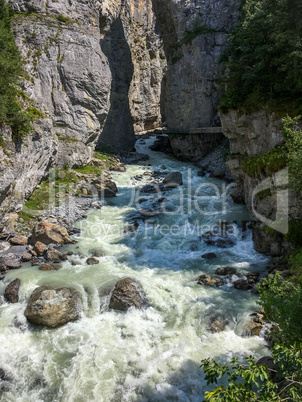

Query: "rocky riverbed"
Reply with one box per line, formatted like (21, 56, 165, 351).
(0, 137, 274, 400)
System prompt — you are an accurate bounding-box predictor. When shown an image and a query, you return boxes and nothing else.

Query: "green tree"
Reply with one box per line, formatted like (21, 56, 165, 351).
(220, 0, 302, 114)
(0, 0, 33, 138)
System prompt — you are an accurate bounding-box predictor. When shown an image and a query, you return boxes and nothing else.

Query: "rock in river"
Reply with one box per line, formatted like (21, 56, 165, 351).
(163, 172, 183, 188)
(109, 278, 144, 312)
(46, 248, 67, 263)
(24, 286, 81, 328)
(4, 278, 21, 303)
(215, 267, 237, 276)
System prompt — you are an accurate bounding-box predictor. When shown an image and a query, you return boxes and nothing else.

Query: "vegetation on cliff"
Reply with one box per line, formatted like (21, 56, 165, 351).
(0, 0, 36, 139)
(220, 0, 302, 115)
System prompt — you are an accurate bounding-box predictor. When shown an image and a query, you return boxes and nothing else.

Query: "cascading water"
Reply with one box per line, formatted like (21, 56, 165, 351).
(0, 137, 270, 401)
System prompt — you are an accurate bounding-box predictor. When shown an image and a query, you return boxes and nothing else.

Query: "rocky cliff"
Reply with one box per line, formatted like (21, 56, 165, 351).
(0, 0, 166, 236)
(221, 110, 302, 256)
(152, 0, 240, 130)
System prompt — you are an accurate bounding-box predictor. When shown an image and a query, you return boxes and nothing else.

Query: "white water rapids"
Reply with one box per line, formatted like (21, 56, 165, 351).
(0, 138, 270, 401)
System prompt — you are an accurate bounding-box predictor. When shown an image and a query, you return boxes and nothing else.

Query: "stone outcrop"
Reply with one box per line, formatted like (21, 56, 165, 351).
(24, 286, 81, 327)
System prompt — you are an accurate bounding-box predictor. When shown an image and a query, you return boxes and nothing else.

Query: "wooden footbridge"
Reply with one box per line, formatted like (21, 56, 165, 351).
(166, 127, 223, 135)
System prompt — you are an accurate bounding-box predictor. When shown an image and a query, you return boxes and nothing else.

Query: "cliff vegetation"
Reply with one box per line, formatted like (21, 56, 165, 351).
(220, 0, 302, 115)
(0, 0, 38, 139)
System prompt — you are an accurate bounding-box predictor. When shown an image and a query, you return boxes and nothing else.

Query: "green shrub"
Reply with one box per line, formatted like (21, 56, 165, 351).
(201, 271, 302, 400)
(241, 146, 287, 178)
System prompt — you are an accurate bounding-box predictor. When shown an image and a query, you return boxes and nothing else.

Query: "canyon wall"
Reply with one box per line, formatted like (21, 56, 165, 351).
(0, 0, 166, 236)
(221, 110, 302, 256)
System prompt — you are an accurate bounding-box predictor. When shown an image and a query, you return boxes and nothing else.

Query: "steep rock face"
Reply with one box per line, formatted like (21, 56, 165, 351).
(221, 110, 302, 256)
(98, 0, 165, 144)
(152, 0, 241, 130)
(0, 0, 166, 235)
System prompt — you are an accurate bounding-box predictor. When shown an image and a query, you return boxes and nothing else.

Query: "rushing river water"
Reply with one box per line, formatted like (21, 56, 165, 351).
(0, 137, 270, 401)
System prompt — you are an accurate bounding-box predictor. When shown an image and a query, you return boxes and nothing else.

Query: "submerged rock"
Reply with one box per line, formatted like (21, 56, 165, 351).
(202, 252, 217, 260)
(163, 172, 183, 188)
(215, 267, 237, 276)
(31, 223, 72, 245)
(201, 229, 237, 248)
(86, 257, 99, 265)
(25, 286, 81, 328)
(196, 274, 224, 287)
(241, 319, 263, 337)
(4, 278, 21, 303)
(233, 279, 253, 290)
(208, 316, 229, 333)
(109, 278, 144, 312)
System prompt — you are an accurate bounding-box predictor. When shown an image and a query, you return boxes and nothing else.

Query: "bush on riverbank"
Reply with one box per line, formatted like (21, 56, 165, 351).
(201, 256, 302, 401)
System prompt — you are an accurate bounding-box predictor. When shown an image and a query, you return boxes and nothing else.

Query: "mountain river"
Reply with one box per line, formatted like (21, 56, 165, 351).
(0, 137, 270, 401)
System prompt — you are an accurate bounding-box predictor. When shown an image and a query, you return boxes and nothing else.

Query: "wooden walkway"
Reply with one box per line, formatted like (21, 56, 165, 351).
(166, 127, 223, 135)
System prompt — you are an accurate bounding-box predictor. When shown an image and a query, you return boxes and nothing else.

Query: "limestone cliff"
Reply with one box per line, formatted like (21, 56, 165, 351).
(0, 0, 166, 236)
(152, 0, 240, 130)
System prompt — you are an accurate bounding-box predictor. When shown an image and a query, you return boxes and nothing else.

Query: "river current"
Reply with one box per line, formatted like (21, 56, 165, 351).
(0, 137, 270, 401)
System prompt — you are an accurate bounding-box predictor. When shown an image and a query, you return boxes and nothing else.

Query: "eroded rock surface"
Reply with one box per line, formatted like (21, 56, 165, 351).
(24, 286, 81, 327)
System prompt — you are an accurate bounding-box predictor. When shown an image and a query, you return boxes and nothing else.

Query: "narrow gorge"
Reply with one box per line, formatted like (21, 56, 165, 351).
(1, 0, 302, 400)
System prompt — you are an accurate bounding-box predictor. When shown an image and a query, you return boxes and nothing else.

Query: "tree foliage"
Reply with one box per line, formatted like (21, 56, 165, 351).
(0, 0, 33, 138)
(201, 270, 302, 401)
(220, 0, 302, 114)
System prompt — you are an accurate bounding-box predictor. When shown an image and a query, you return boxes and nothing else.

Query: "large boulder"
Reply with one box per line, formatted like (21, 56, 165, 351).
(30, 223, 72, 245)
(24, 286, 81, 328)
(241, 318, 263, 337)
(109, 278, 144, 312)
(163, 172, 183, 188)
(4, 278, 21, 303)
